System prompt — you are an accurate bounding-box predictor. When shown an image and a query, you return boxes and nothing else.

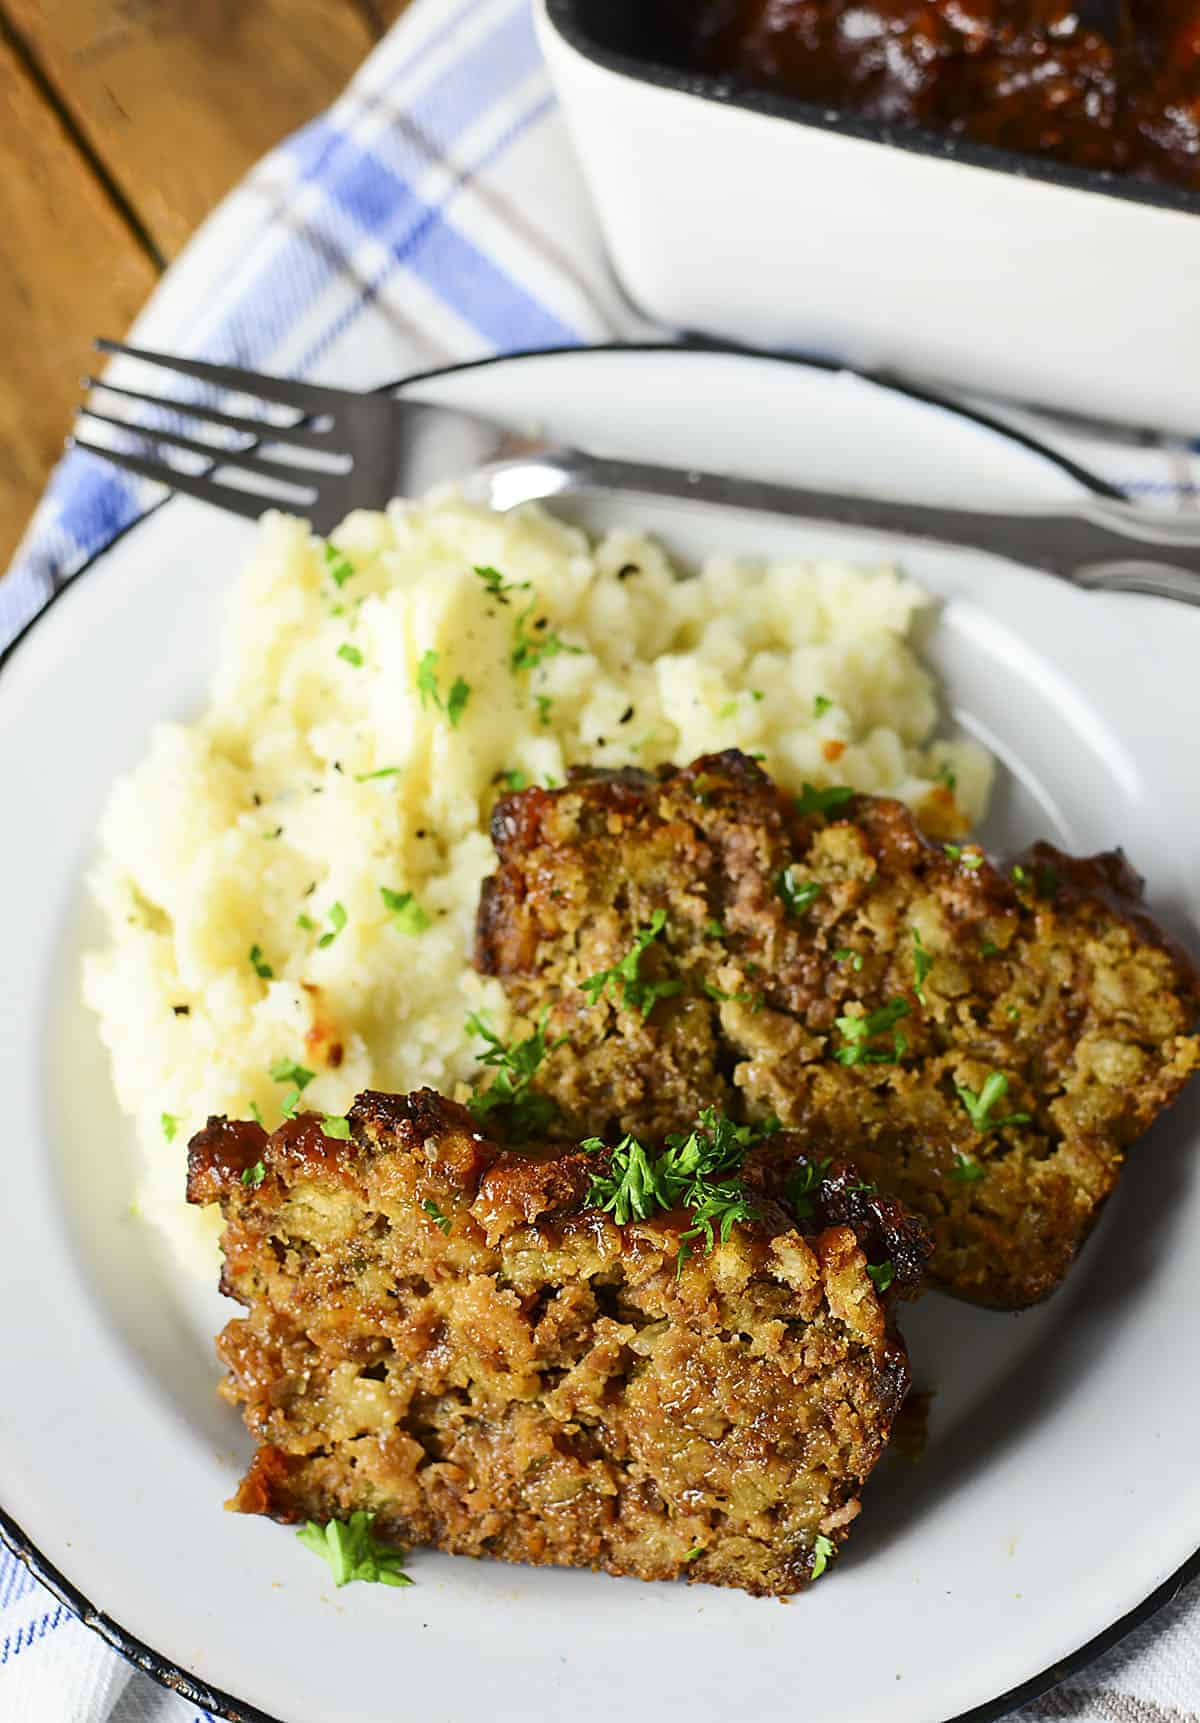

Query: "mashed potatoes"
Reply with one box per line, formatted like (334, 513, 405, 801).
(84, 494, 992, 1268)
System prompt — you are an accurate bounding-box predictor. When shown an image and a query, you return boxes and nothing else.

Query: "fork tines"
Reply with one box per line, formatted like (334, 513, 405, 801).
(71, 339, 354, 527)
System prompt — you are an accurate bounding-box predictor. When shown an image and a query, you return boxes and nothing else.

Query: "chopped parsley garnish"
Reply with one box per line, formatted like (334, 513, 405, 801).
(583, 1109, 771, 1269)
(785, 1157, 832, 1220)
(241, 1160, 266, 1189)
(911, 927, 932, 1004)
(474, 563, 527, 603)
(322, 542, 356, 589)
(943, 843, 983, 872)
(337, 643, 363, 668)
(269, 1058, 316, 1091)
(297, 1512, 412, 1589)
(422, 1198, 452, 1235)
(510, 604, 582, 674)
(866, 1260, 895, 1294)
(466, 1011, 566, 1140)
(778, 871, 825, 918)
(1011, 864, 1027, 884)
(1007, 1004, 1021, 1021)
(445, 678, 471, 727)
(249, 944, 274, 980)
(582, 1133, 655, 1225)
(981, 940, 999, 958)
(380, 886, 430, 935)
(955, 1071, 1031, 1134)
(717, 691, 762, 719)
(705, 918, 727, 941)
(296, 913, 315, 931)
(317, 901, 347, 948)
(580, 909, 682, 1019)
(936, 763, 958, 792)
(683, 1545, 704, 1563)
(355, 766, 401, 782)
(703, 983, 756, 1006)
(320, 1115, 351, 1141)
(834, 946, 864, 972)
(160, 1113, 179, 1142)
(279, 1089, 302, 1120)
(810, 1534, 835, 1580)
(534, 693, 553, 727)
(1036, 863, 1060, 898)
(248, 1101, 265, 1127)
(418, 647, 441, 706)
(496, 768, 527, 791)
(416, 649, 471, 726)
(950, 1153, 985, 1183)
(813, 694, 833, 718)
(834, 998, 911, 1066)
(794, 783, 855, 818)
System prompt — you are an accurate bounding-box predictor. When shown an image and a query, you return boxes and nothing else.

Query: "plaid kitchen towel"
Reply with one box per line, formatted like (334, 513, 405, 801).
(1, 2, 1198, 1720)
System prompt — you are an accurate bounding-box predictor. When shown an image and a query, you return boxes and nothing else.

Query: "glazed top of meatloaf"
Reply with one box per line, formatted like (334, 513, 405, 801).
(188, 1089, 929, 1304)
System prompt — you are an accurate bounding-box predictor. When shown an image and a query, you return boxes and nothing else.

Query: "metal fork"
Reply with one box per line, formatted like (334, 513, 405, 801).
(71, 339, 1200, 608)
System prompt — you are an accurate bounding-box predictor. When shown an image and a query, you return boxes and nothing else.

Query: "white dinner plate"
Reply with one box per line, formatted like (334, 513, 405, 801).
(2, 346, 1199, 1723)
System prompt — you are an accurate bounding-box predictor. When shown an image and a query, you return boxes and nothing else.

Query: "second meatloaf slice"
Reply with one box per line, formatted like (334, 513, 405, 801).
(188, 1091, 927, 1598)
(475, 751, 1200, 1308)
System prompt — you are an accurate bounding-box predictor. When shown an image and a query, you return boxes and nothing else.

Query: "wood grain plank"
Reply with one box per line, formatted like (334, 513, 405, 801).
(370, 0, 417, 25)
(0, 25, 157, 574)
(2, 0, 384, 261)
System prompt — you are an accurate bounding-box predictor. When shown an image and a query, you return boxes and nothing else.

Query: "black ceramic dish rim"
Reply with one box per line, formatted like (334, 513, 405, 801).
(2, 339, 1184, 1723)
(543, 0, 1200, 222)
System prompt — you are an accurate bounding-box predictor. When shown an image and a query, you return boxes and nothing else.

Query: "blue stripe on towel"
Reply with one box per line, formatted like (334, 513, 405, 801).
(0, 1604, 69, 1665)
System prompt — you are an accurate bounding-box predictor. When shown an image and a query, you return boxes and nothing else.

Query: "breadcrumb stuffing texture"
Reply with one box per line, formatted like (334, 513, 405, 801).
(188, 1090, 929, 1596)
(476, 752, 1200, 1307)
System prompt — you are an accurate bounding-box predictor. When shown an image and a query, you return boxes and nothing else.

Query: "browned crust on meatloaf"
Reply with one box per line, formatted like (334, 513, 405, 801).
(475, 751, 1200, 1309)
(188, 1091, 928, 1597)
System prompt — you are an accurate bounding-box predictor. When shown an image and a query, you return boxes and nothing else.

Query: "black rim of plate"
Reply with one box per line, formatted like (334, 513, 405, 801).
(0, 340, 1182, 1723)
(543, 0, 1200, 222)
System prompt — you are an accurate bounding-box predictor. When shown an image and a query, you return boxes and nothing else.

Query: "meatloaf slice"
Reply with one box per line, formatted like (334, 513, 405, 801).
(188, 1090, 928, 1597)
(475, 750, 1200, 1308)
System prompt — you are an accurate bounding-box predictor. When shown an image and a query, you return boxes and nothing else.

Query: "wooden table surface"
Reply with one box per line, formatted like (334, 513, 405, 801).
(0, 0, 410, 574)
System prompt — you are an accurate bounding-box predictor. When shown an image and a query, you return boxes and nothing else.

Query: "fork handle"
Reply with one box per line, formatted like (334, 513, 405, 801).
(478, 450, 1200, 608)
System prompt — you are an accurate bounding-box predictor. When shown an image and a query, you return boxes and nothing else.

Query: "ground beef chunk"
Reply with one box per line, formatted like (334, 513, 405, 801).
(188, 1091, 927, 1598)
(476, 751, 1200, 1309)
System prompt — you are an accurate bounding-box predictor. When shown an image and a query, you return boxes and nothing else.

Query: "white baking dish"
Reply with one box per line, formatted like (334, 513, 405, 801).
(537, 0, 1200, 435)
